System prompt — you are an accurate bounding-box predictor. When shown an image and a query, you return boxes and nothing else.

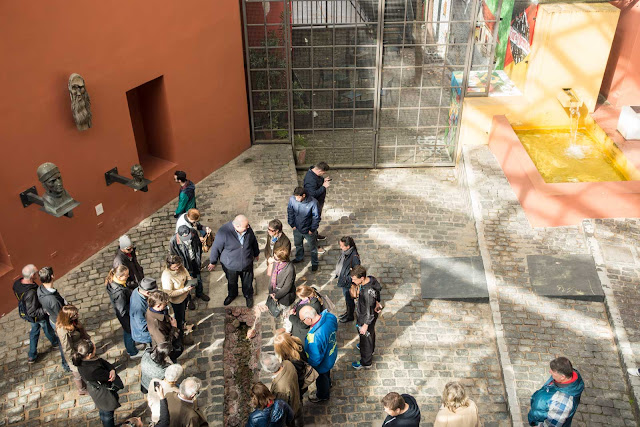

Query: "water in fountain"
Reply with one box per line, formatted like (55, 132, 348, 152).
(565, 103, 589, 159)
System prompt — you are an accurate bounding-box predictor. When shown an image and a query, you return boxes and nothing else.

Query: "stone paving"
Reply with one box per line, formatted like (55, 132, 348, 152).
(464, 145, 639, 426)
(1, 142, 640, 426)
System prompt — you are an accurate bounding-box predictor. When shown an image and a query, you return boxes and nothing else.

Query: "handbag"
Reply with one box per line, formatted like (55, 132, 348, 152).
(266, 295, 284, 318)
(349, 284, 359, 300)
(302, 363, 319, 388)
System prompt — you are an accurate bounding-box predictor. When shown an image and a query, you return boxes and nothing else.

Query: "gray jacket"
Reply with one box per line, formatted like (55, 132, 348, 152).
(36, 285, 67, 325)
(140, 351, 168, 393)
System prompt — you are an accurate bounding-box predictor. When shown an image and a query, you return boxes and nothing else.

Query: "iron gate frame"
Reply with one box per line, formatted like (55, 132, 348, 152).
(241, 0, 501, 169)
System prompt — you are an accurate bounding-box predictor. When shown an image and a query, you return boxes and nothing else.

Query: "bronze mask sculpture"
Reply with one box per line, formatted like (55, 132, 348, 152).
(68, 73, 92, 131)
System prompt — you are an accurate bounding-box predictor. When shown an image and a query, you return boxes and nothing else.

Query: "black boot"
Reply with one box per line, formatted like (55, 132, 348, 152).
(339, 307, 354, 323)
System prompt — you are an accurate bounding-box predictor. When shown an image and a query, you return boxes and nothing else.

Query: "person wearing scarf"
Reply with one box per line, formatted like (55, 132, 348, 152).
(266, 247, 296, 318)
(161, 254, 195, 346)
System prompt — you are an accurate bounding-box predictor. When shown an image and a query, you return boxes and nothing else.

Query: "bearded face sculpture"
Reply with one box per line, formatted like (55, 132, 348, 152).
(68, 74, 92, 131)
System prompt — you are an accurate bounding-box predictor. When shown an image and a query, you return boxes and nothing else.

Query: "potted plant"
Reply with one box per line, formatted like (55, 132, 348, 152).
(293, 134, 309, 165)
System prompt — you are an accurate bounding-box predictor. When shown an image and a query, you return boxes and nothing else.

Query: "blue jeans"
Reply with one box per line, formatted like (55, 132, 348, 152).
(123, 330, 138, 356)
(29, 319, 58, 360)
(293, 229, 318, 267)
(316, 370, 331, 399)
(98, 409, 115, 427)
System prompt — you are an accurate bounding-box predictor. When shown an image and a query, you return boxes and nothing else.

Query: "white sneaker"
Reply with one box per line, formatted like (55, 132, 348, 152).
(627, 368, 640, 377)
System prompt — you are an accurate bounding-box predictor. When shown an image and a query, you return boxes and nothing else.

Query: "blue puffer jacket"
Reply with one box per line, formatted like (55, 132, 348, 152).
(528, 370, 584, 426)
(246, 399, 293, 427)
(287, 196, 320, 234)
(129, 288, 151, 344)
(304, 310, 338, 374)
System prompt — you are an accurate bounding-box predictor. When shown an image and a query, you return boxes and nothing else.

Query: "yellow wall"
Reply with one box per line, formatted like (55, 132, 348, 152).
(460, 2, 619, 148)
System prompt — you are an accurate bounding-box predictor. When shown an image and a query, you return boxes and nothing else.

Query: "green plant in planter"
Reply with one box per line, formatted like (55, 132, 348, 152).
(276, 130, 289, 140)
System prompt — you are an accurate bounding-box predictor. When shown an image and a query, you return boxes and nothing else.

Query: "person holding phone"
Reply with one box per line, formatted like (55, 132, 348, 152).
(161, 255, 194, 346)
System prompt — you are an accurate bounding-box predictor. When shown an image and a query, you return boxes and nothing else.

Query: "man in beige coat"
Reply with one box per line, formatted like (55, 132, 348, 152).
(262, 352, 303, 426)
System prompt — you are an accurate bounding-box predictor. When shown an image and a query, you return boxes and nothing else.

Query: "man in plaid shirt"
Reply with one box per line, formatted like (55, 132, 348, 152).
(528, 357, 585, 426)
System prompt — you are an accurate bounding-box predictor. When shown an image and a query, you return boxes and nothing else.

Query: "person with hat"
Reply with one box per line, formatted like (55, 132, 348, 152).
(130, 277, 158, 348)
(36, 162, 78, 212)
(113, 235, 144, 289)
(170, 225, 210, 302)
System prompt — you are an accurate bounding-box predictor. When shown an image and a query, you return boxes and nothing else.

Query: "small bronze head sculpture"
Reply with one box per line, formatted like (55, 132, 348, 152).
(68, 74, 92, 131)
(130, 164, 146, 187)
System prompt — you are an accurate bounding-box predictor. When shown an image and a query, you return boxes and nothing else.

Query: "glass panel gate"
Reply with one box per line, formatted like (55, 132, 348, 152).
(242, 0, 499, 168)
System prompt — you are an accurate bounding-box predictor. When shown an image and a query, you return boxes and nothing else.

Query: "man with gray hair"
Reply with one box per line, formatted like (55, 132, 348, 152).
(262, 352, 303, 425)
(13, 264, 64, 366)
(147, 364, 184, 423)
(166, 376, 208, 426)
(299, 305, 338, 403)
(207, 215, 260, 308)
(113, 235, 144, 289)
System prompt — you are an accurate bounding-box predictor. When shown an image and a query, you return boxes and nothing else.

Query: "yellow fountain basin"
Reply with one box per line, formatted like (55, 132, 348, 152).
(515, 128, 630, 183)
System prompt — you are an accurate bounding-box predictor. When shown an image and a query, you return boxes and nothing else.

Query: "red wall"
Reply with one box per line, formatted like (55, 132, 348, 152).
(601, 0, 640, 107)
(0, 1, 251, 315)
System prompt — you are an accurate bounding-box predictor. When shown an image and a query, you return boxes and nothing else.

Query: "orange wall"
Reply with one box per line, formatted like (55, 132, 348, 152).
(0, 1, 251, 315)
(601, 0, 640, 107)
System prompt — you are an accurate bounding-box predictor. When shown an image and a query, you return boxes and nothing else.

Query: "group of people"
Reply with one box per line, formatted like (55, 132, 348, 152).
(12, 165, 586, 426)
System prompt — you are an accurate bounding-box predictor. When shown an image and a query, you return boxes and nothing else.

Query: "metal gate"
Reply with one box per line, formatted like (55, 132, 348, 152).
(242, 0, 501, 168)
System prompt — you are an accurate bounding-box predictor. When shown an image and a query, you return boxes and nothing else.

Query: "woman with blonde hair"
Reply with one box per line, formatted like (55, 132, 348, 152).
(274, 332, 315, 396)
(56, 305, 91, 395)
(434, 381, 481, 427)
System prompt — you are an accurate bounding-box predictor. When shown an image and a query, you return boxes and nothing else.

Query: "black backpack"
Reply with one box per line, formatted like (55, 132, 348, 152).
(16, 291, 36, 323)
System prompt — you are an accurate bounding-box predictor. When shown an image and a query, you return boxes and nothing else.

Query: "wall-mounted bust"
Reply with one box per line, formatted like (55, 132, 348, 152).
(130, 164, 146, 187)
(37, 162, 78, 214)
(68, 73, 92, 131)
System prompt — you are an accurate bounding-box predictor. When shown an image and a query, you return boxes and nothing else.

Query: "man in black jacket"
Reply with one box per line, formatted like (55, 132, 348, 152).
(303, 161, 330, 241)
(207, 215, 260, 308)
(170, 226, 210, 302)
(113, 235, 144, 289)
(350, 265, 381, 370)
(13, 264, 64, 366)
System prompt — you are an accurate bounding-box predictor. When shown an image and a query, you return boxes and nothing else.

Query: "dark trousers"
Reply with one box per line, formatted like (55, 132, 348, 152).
(189, 270, 204, 296)
(359, 320, 376, 367)
(222, 265, 254, 298)
(316, 370, 331, 399)
(98, 409, 115, 427)
(341, 287, 355, 316)
(171, 299, 187, 343)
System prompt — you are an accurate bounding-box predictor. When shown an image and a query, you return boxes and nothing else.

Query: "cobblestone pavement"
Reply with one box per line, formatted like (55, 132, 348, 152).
(2, 142, 640, 426)
(464, 145, 639, 426)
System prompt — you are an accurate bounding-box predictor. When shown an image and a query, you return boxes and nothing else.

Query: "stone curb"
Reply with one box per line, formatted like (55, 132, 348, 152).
(582, 219, 640, 422)
(462, 146, 524, 427)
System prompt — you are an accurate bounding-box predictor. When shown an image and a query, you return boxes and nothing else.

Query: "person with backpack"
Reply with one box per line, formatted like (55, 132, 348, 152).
(13, 264, 66, 367)
(173, 170, 197, 218)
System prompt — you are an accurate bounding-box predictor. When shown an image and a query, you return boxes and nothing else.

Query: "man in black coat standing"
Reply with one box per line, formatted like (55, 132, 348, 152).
(170, 226, 210, 302)
(207, 215, 260, 308)
(303, 161, 331, 241)
(113, 235, 144, 289)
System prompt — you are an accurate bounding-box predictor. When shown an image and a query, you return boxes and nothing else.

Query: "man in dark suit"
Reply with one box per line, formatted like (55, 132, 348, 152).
(207, 215, 260, 308)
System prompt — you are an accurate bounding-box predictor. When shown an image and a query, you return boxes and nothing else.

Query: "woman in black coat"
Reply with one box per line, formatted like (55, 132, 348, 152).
(105, 265, 141, 359)
(333, 236, 360, 323)
(72, 339, 123, 427)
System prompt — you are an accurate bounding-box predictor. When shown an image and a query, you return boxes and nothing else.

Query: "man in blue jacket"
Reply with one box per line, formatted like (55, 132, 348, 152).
(130, 277, 158, 348)
(207, 215, 260, 308)
(299, 305, 338, 403)
(287, 187, 321, 271)
(528, 357, 584, 426)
